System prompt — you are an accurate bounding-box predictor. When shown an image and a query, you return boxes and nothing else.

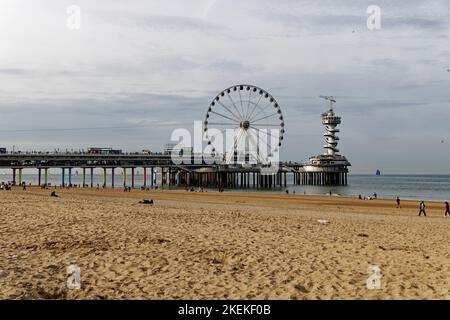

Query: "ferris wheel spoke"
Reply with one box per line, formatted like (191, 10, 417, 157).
(238, 90, 245, 117)
(250, 123, 281, 127)
(246, 130, 266, 163)
(249, 128, 274, 157)
(207, 122, 239, 126)
(226, 92, 244, 120)
(233, 130, 246, 156)
(206, 127, 235, 140)
(210, 110, 241, 124)
(245, 90, 253, 119)
(251, 112, 279, 123)
(249, 127, 274, 145)
(246, 128, 260, 150)
(225, 130, 240, 157)
(225, 129, 243, 163)
(247, 94, 263, 120)
(249, 127, 273, 149)
(216, 100, 241, 122)
(248, 101, 273, 122)
(249, 126, 280, 140)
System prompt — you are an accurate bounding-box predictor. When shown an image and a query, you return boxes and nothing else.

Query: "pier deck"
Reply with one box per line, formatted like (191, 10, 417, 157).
(0, 153, 347, 188)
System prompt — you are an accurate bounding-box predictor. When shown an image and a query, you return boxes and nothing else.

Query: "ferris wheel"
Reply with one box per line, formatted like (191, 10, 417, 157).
(204, 84, 285, 165)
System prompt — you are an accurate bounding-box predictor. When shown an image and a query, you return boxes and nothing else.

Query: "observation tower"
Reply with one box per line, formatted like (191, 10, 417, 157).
(298, 96, 351, 186)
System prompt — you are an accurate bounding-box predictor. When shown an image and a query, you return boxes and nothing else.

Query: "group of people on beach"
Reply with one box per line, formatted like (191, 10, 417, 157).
(358, 193, 377, 200)
(396, 196, 450, 217)
(0, 181, 13, 190)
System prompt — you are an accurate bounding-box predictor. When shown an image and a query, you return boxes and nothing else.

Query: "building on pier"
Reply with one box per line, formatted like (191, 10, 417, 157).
(297, 96, 351, 186)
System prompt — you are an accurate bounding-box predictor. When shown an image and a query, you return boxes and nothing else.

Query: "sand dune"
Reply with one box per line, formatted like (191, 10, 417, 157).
(0, 187, 449, 299)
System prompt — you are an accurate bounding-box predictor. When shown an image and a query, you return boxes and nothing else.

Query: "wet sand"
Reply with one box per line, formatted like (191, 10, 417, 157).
(0, 187, 449, 299)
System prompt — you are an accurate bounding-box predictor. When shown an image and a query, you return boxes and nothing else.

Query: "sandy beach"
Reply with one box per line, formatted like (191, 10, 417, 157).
(0, 187, 449, 300)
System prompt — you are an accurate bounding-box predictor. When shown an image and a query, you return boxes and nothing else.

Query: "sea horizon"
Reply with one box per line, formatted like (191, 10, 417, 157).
(2, 173, 449, 202)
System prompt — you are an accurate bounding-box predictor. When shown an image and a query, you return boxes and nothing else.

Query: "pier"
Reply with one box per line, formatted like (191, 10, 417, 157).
(0, 88, 350, 189)
(0, 152, 292, 189)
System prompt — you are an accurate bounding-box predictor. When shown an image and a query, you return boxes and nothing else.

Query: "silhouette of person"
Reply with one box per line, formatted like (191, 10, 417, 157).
(418, 201, 426, 216)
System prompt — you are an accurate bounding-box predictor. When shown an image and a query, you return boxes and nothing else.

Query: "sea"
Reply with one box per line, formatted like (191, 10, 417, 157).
(1, 173, 449, 202)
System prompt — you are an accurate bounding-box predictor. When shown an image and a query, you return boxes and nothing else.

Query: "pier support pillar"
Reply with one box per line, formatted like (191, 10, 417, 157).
(131, 168, 135, 188)
(38, 168, 42, 186)
(18, 168, 23, 186)
(167, 167, 171, 189)
(143, 167, 147, 187)
(82, 168, 86, 187)
(68, 168, 72, 186)
(103, 168, 107, 188)
(111, 168, 115, 188)
(123, 168, 127, 187)
(12, 168, 16, 185)
(61, 168, 65, 187)
(90, 168, 94, 188)
(150, 167, 154, 188)
(44, 168, 48, 186)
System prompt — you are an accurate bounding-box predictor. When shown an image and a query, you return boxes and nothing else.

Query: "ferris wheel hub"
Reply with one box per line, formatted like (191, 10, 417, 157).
(240, 120, 250, 130)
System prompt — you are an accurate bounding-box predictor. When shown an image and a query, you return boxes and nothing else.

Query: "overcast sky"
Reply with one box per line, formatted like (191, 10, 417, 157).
(0, 0, 449, 173)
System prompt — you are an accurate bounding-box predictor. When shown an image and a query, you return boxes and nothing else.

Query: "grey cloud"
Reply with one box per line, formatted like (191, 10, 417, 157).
(1, 0, 450, 172)
(383, 17, 448, 30)
(0, 68, 33, 75)
(95, 8, 226, 34)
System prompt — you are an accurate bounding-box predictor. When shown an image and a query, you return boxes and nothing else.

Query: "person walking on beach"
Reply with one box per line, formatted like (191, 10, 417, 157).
(418, 201, 426, 216)
(396, 196, 401, 208)
(445, 201, 449, 217)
